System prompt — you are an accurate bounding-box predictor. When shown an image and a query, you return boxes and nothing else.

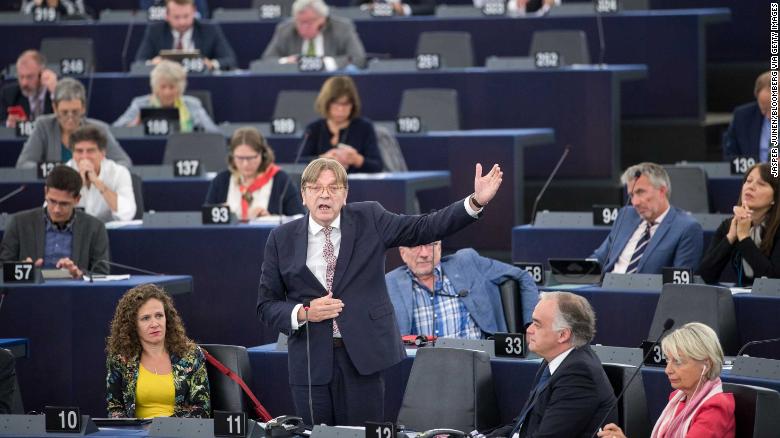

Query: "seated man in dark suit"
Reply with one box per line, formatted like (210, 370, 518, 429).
(262, 0, 366, 70)
(591, 162, 703, 274)
(0, 50, 57, 128)
(135, 0, 237, 71)
(723, 71, 770, 162)
(351, 0, 435, 16)
(488, 291, 616, 437)
(0, 165, 110, 279)
(386, 243, 539, 339)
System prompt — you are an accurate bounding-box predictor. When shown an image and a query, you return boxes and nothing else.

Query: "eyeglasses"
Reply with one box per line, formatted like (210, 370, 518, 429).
(46, 197, 76, 209)
(57, 109, 83, 119)
(303, 185, 346, 196)
(233, 154, 260, 163)
(409, 242, 440, 252)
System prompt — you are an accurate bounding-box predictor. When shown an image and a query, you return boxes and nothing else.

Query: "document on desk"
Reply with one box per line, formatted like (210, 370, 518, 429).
(82, 274, 131, 282)
(730, 287, 752, 295)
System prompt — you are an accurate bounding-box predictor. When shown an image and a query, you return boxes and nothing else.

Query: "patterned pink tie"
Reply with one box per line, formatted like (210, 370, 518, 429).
(323, 226, 341, 337)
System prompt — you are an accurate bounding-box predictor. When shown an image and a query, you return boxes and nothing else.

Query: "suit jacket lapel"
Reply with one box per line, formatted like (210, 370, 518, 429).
(640, 207, 675, 271)
(295, 215, 323, 293)
(72, 212, 84, 267)
(34, 212, 45, 260)
(332, 209, 354, 295)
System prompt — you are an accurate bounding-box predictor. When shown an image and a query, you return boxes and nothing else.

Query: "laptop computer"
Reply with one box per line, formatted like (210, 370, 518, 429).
(548, 258, 602, 285)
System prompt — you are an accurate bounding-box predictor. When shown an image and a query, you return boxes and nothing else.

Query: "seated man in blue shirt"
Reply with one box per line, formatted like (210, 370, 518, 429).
(0, 165, 109, 279)
(723, 71, 771, 162)
(386, 241, 539, 339)
(591, 162, 703, 274)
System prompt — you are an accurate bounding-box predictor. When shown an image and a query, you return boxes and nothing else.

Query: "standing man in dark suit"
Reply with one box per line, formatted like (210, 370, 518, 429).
(0, 165, 109, 278)
(0, 50, 57, 128)
(591, 162, 703, 274)
(723, 71, 770, 162)
(488, 292, 616, 438)
(262, 0, 366, 70)
(135, 0, 237, 71)
(257, 157, 503, 426)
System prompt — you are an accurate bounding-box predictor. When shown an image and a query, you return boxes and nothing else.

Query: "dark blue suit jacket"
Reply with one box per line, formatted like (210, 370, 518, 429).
(488, 345, 616, 438)
(134, 20, 238, 70)
(591, 205, 704, 273)
(204, 169, 304, 216)
(257, 199, 477, 385)
(723, 102, 764, 161)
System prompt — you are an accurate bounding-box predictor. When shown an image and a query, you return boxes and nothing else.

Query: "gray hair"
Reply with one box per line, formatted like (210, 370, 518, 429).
(53, 77, 86, 105)
(662, 322, 724, 381)
(620, 162, 672, 198)
(540, 291, 596, 347)
(755, 71, 770, 96)
(292, 0, 329, 17)
(150, 60, 187, 95)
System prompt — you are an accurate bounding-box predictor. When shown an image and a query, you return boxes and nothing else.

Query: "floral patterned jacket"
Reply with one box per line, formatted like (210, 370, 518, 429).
(106, 345, 211, 418)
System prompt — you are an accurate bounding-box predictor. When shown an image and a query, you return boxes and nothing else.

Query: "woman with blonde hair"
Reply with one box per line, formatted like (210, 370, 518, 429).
(598, 322, 735, 438)
(113, 60, 218, 133)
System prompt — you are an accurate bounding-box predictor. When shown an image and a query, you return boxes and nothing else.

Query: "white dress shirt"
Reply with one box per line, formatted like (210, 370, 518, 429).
(171, 28, 194, 50)
(611, 205, 670, 274)
(547, 346, 574, 375)
(67, 158, 136, 223)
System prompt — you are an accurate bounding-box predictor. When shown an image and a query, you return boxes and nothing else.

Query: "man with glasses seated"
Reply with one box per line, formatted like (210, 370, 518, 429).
(0, 165, 109, 279)
(15, 78, 131, 169)
(386, 242, 538, 339)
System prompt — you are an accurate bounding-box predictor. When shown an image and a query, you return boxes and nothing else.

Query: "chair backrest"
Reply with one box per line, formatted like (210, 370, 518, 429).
(498, 278, 522, 333)
(722, 382, 780, 438)
(130, 173, 144, 220)
(40, 38, 96, 73)
(602, 363, 650, 438)
(397, 347, 499, 432)
(663, 165, 710, 213)
(373, 124, 407, 172)
(529, 30, 591, 65)
(200, 344, 255, 417)
(272, 90, 319, 131)
(648, 284, 739, 355)
(398, 88, 460, 131)
(186, 89, 215, 120)
(416, 31, 474, 68)
(212, 8, 260, 22)
(163, 133, 228, 172)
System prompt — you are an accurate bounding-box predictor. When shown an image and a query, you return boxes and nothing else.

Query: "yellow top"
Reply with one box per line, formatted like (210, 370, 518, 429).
(135, 364, 175, 419)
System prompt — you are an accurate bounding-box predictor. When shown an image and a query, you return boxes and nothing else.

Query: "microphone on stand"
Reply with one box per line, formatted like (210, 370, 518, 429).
(530, 145, 570, 225)
(0, 185, 26, 208)
(590, 318, 675, 438)
(85, 259, 163, 283)
(278, 130, 310, 224)
(735, 337, 780, 357)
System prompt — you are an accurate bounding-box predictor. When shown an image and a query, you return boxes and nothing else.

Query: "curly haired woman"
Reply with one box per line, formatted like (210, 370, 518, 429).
(105, 283, 210, 418)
